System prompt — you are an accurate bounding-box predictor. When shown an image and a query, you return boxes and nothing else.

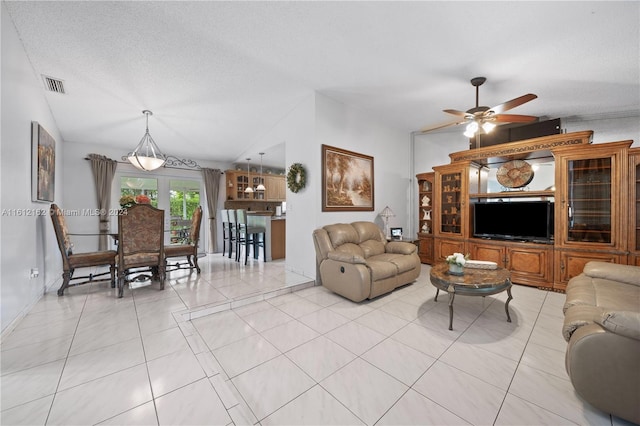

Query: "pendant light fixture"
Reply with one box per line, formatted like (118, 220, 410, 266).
(127, 110, 166, 171)
(256, 152, 266, 191)
(244, 158, 254, 193)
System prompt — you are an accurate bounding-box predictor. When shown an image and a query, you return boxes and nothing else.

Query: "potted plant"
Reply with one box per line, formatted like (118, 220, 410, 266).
(446, 252, 469, 275)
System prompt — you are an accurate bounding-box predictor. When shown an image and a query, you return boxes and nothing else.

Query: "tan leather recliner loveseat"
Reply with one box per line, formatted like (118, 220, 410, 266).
(562, 261, 640, 424)
(312, 221, 421, 302)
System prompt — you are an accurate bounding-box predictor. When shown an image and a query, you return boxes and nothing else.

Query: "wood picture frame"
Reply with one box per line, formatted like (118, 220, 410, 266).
(31, 121, 56, 202)
(322, 144, 374, 212)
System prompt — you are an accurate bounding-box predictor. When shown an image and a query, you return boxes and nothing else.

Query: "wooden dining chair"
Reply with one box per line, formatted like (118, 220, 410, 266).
(117, 203, 165, 298)
(165, 206, 203, 274)
(49, 204, 117, 296)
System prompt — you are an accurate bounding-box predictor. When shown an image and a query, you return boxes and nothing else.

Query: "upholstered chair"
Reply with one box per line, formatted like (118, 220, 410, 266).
(117, 203, 165, 298)
(49, 203, 117, 296)
(165, 206, 203, 273)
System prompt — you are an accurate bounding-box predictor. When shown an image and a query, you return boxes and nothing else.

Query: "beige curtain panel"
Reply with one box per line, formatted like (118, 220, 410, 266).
(202, 168, 222, 253)
(87, 154, 118, 250)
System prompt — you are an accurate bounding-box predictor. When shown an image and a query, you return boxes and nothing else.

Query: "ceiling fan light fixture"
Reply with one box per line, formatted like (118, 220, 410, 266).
(127, 110, 166, 171)
(482, 121, 496, 133)
(464, 121, 478, 138)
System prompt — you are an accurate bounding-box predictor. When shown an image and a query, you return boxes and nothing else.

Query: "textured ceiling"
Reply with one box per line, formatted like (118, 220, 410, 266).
(5, 1, 639, 168)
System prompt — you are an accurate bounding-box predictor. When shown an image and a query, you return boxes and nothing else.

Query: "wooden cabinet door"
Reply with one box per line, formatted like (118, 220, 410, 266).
(469, 242, 505, 267)
(629, 148, 640, 262)
(417, 172, 434, 237)
(266, 175, 286, 201)
(434, 238, 465, 262)
(507, 245, 552, 287)
(553, 141, 630, 251)
(434, 163, 469, 239)
(554, 250, 625, 291)
(418, 236, 433, 264)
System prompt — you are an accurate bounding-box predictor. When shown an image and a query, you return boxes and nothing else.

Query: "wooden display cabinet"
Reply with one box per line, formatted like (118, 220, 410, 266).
(422, 131, 634, 291)
(433, 163, 470, 238)
(416, 172, 434, 264)
(630, 148, 640, 266)
(552, 140, 632, 289)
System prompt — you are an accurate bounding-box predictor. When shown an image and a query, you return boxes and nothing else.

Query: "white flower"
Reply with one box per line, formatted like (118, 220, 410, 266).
(446, 252, 468, 266)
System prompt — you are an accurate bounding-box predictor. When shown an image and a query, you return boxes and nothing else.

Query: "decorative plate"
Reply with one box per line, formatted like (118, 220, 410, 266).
(496, 160, 534, 188)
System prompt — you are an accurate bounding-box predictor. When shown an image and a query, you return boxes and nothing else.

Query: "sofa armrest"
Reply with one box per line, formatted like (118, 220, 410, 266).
(562, 305, 604, 342)
(584, 262, 640, 287)
(385, 241, 417, 255)
(327, 251, 367, 264)
(596, 310, 640, 340)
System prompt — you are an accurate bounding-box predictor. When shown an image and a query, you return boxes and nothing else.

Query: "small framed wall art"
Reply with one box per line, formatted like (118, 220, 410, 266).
(32, 121, 56, 202)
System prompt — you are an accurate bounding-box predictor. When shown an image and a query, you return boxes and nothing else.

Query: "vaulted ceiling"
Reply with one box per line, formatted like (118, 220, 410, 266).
(5, 1, 639, 168)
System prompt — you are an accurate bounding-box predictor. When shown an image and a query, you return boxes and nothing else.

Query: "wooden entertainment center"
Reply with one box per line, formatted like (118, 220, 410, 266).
(417, 131, 639, 291)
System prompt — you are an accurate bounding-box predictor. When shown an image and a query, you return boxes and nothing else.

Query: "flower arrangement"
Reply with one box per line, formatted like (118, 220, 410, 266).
(119, 195, 136, 209)
(135, 194, 151, 204)
(445, 252, 469, 267)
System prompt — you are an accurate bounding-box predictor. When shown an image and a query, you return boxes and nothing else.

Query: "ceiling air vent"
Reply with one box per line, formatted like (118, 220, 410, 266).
(42, 75, 65, 94)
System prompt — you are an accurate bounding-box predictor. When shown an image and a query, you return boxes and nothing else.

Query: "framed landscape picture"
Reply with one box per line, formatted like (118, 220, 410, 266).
(322, 144, 374, 212)
(31, 121, 55, 202)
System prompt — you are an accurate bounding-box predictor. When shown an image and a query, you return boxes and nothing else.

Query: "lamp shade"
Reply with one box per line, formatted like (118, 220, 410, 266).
(127, 110, 166, 171)
(380, 206, 395, 218)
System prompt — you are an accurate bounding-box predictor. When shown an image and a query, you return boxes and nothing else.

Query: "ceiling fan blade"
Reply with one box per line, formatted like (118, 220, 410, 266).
(489, 93, 537, 114)
(419, 119, 466, 133)
(492, 114, 539, 123)
(443, 109, 471, 118)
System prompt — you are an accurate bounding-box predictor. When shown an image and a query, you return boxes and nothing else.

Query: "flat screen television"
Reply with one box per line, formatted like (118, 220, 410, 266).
(473, 201, 554, 243)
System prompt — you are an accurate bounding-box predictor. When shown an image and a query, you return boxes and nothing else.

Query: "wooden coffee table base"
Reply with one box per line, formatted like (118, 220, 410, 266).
(430, 263, 513, 330)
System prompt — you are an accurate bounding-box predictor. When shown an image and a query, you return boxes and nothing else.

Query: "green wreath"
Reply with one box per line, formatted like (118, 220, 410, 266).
(287, 163, 306, 193)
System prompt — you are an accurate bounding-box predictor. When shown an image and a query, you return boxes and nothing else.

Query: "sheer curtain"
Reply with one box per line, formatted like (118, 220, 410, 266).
(202, 168, 222, 252)
(87, 154, 118, 250)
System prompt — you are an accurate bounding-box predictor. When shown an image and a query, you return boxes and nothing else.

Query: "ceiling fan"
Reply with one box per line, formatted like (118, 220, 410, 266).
(420, 77, 538, 141)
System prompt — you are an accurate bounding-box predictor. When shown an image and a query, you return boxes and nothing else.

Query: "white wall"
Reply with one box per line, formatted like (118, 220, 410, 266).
(252, 92, 413, 280)
(282, 93, 412, 279)
(1, 4, 65, 334)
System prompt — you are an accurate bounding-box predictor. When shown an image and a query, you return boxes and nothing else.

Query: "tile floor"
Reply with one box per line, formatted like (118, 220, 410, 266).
(0, 254, 632, 425)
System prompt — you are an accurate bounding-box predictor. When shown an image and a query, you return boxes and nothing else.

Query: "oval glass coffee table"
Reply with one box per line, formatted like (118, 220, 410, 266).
(429, 262, 513, 330)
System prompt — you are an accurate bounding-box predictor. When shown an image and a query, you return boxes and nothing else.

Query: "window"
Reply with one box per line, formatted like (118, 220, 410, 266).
(169, 179, 201, 244)
(120, 177, 158, 207)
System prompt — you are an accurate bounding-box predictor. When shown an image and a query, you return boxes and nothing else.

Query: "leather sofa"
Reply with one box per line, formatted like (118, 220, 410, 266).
(562, 261, 640, 424)
(312, 221, 421, 302)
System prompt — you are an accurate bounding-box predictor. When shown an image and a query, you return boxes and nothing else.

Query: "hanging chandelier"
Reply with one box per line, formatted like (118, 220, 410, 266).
(256, 152, 266, 191)
(127, 110, 166, 171)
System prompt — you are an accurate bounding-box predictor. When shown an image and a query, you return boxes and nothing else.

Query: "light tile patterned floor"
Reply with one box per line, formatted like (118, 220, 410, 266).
(0, 255, 633, 425)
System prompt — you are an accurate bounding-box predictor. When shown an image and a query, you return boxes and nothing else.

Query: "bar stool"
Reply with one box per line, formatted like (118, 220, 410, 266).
(221, 209, 235, 259)
(235, 209, 266, 265)
(227, 209, 239, 261)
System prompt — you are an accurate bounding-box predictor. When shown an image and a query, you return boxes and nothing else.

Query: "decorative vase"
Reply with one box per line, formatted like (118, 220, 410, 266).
(449, 263, 464, 275)
(423, 209, 431, 220)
